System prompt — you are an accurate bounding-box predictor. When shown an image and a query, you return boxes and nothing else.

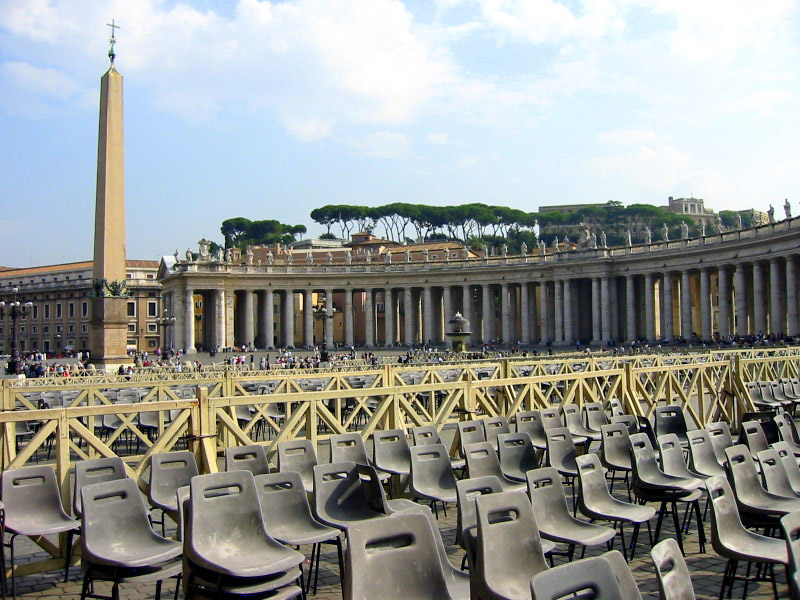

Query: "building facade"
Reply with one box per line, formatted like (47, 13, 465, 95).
(0, 260, 161, 356)
(159, 217, 800, 350)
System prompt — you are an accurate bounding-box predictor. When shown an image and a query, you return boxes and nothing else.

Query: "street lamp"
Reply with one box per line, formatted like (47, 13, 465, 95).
(312, 302, 337, 350)
(0, 287, 33, 375)
(156, 309, 176, 356)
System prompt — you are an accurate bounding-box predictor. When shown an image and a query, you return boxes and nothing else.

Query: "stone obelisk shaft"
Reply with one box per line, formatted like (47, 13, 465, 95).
(89, 66, 129, 367)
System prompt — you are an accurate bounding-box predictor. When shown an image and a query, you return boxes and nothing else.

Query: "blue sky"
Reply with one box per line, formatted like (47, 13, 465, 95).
(1, 0, 799, 267)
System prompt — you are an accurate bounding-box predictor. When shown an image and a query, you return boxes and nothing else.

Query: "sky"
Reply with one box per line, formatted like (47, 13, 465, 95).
(1, 0, 799, 268)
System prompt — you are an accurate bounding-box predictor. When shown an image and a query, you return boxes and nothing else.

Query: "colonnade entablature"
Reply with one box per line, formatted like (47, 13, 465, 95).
(158, 217, 800, 352)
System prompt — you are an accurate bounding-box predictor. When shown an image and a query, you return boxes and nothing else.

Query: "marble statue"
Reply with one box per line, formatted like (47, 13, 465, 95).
(327, 251, 333, 265)
(700, 220, 706, 237)
(198, 238, 211, 260)
(461, 246, 469, 260)
(538, 240, 546, 254)
(286, 250, 293, 264)
(501, 244, 508, 257)
(481, 244, 488, 258)
(661, 223, 669, 242)
(625, 230, 632, 246)
(225, 248, 232, 263)
(589, 232, 597, 249)
(185, 248, 193, 261)
(345, 250, 352, 265)
(737, 213, 743, 230)
(680, 221, 689, 239)
(520, 242, 527, 256)
(307, 251, 314, 265)
(213, 247, 223, 261)
(384, 250, 392, 264)
(552, 236, 560, 252)
(246, 248, 254, 265)
(405, 249, 412, 263)
(174, 249, 179, 261)
(643, 226, 652, 244)
(365, 250, 372, 264)
(768, 204, 775, 224)
(423, 248, 429, 262)
(267, 251, 273, 265)
(716, 214, 723, 232)
(599, 231, 607, 247)
(785, 199, 792, 219)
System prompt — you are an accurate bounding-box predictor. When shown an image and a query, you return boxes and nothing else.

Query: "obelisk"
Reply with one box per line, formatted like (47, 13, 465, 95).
(89, 21, 130, 369)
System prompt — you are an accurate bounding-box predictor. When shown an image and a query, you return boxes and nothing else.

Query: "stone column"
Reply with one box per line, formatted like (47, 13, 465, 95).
(554, 280, 563, 344)
(753, 262, 766, 335)
(482, 285, 494, 342)
(500, 283, 511, 343)
(404, 288, 414, 345)
(680, 271, 692, 340)
(215, 289, 226, 349)
(600, 277, 611, 343)
(520, 283, 531, 344)
(264, 289, 274, 348)
(644, 274, 655, 342)
(344, 289, 354, 347)
(662, 274, 673, 342)
(462, 285, 473, 343)
(384, 288, 394, 346)
(242, 290, 255, 347)
(770, 258, 783, 334)
(540, 282, 551, 344)
(718, 266, 730, 338)
(700, 268, 711, 340)
(325, 290, 334, 348)
(609, 277, 618, 342)
(422, 286, 433, 345)
(590, 278, 600, 344)
(364, 288, 374, 347)
(283, 290, 295, 348)
(442, 286, 452, 337)
(626, 275, 636, 342)
(303, 289, 314, 348)
(184, 288, 195, 352)
(735, 263, 748, 335)
(563, 279, 573, 344)
(787, 258, 798, 335)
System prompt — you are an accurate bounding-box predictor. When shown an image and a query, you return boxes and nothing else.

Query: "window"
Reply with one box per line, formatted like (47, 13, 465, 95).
(69, 302, 75, 318)
(81, 324, 88, 333)
(19, 326, 25, 334)
(147, 323, 157, 332)
(146, 274, 155, 279)
(148, 301, 157, 317)
(32, 326, 37, 334)
(44, 325, 49, 334)
(127, 339, 136, 346)
(32, 305, 38, 319)
(68, 325, 74, 333)
(126, 273, 133, 279)
(56, 303, 62, 319)
(56, 325, 62, 333)
(44, 304, 50, 319)
(376, 303, 385, 313)
(127, 301, 136, 317)
(82, 301, 88, 317)
(147, 339, 157, 348)
(128, 324, 136, 332)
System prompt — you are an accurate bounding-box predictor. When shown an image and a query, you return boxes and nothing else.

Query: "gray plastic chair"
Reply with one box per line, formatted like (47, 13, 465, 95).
(482, 416, 510, 451)
(654, 405, 691, 448)
(772, 441, 800, 494)
(608, 398, 626, 417)
(530, 554, 625, 599)
(464, 441, 526, 492)
(410, 425, 466, 471)
(254, 472, 343, 595)
(186, 471, 304, 580)
(224, 444, 271, 475)
(756, 448, 800, 499)
(575, 453, 655, 561)
(600, 423, 633, 497)
(454, 476, 505, 569)
(585, 402, 610, 432)
(706, 421, 734, 464)
(515, 410, 548, 449)
(526, 467, 616, 560)
(780, 510, 800, 600)
(473, 491, 550, 600)
(742, 420, 770, 455)
(609, 414, 639, 435)
(651, 538, 697, 600)
(658, 433, 708, 481)
(705, 475, 788, 599)
(344, 511, 453, 600)
(603, 550, 643, 600)
(73, 456, 128, 518)
(563, 404, 601, 445)
(372, 428, 412, 477)
(312, 461, 386, 531)
(1, 465, 80, 598)
(79, 477, 181, 600)
(686, 429, 726, 478)
(724, 444, 800, 525)
(540, 408, 564, 431)
(277, 438, 318, 493)
(329, 432, 390, 482)
(774, 413, 800, 456)
(457, 420, 487, 457)
(408, 444, 458, 517)
(496, 432, 539, 482)
(544, 427, 580, 500)
(148, 450, 199, 535)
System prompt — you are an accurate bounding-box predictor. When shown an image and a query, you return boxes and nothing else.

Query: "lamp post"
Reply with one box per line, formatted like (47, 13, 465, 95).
(156, 309, 176, 356)
(0, 287, 33, 375)
(312, 303, 337, 351)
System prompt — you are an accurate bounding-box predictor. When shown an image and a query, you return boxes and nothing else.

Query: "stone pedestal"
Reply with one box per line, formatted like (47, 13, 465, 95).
(89, 296, 130, 368)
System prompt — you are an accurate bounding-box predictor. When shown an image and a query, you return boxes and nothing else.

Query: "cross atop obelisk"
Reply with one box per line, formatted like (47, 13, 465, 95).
(90, 21, 130, 369)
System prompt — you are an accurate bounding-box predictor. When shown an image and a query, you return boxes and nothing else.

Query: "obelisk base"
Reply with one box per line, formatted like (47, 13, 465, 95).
(89, 297, 131, 370)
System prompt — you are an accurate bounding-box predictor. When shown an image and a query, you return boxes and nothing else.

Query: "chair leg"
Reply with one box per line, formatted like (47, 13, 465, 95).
(64, 530, 74, 581)
(669, 501, 684, 556)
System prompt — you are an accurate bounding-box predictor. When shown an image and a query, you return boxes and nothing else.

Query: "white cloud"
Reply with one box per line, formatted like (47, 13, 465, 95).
(426, 132, 449, 145)
(2, 61, 82, 100)
(349, 131, 414, 159)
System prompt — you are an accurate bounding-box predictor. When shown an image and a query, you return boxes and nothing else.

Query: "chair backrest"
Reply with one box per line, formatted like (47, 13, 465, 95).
(329, 432, 370, 466)
(705, 474, 751, 557)
(775, 412, 800, 445)
(80, 476, 171, 565)
(636, 416, 658, 447)
(772, 441, 800, 492)
(585, 402, 610, 431)
(603, 550, 643, 600)
(739, 411, 780, 445)
(562, 404, 586, 432)
(724, 444, 767, 506)
(1, 465, 72, 524)
(149, 451, 199, 510)
(497, 432, 538, 477)
(253, 471, 318, 533)
(464, 441, 506, 480)
(344, 512, 452, 600)
(408, 444, 458, 497)
(657, 433, 692, 478)
(530, 554, 624, 600)
(755, 448, 797, 498)
(540, 408, 563, 431)
(686, 429, 725, 477)
(781, 510, 800, 600)
(515, 410, 547, 447)
(651, 538, 697, 600)
(526, 467, 572, 528)
(545, 426, 577, 474)
(455, 475, 503, 549)
(575, 453, 615, 513)
(483, 416, 510, 449)
(741, 420, 770, 455)
(277, 439, 318, 491)
(373, 429, 411, 474)
(457, 420, 487, 456)
(654, 405, 689, 438)
(312, 461, 385, 528)
(474, 491, 549, 599)
(608, 398, 625, 417)
(410, 425, 442, 446)
(706, 421, 734, 463)
(609, 414, 638, 435)
(73, 456, 128, 518)
(224, 444, 270, 475)
(600, 423, 632, 471)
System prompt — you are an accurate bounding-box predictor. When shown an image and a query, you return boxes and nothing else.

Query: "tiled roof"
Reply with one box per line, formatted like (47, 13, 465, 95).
(0, 259, 158, 278)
